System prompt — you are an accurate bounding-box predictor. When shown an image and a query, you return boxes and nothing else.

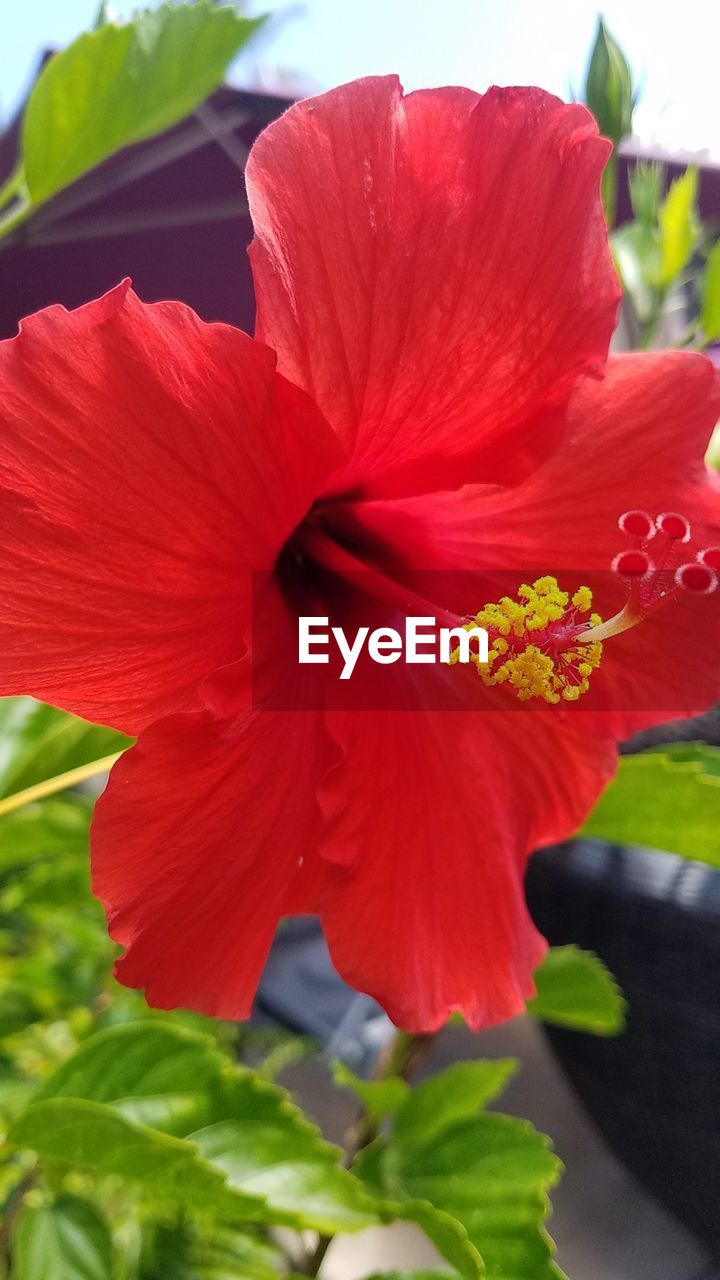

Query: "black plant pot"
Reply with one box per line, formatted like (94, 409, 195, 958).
(525, 839, 720, 1251)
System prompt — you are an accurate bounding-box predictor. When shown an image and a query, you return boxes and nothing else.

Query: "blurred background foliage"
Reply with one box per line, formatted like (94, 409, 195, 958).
(584, 17, 720, 363)
(0, 693, 626, 1280)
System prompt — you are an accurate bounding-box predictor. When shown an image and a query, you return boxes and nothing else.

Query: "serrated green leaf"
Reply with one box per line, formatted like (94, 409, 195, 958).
(351, 1141, 484, 1280)
(0, 698, 129, 800)
(580, 746, 720, 867)
(658, 166, 699, 285)
(394, 1201, 485, 1280)
(527, 946, 626, 1036)
(393, 1115, 564, 1280)
(12, 1196, 113, 1280)
(393, 1060, 518, 1146)
(190, 1076, 375, 1232)
(16, 1022, 378, 1234)
(701, 238, 720, 342)
(32, 1020, 225, 1135)
(356, 1085, 565, 1280)
(22, 2, 263, 205)
(8, 1099, 253, 1215)
(332, 1059, 409, 1123)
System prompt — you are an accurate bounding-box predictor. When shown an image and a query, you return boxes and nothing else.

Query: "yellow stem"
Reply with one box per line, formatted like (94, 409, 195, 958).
(0, 752, 124, 818)
(576, 602, 641, 645)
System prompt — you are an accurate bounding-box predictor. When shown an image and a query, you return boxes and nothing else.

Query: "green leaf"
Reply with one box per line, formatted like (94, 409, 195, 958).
(656, 742, 720, 776)
(8, 1099, 252, 1215)
(140, 1219, 283, 1280)
(628, 161, 663, 228)
(1, 848, 91, 911)
(0, 698, 129, 800)
(0, 795, 91, 878)
(21, 2, 263, 206)
(364, 1275, 455, 1280)
(401, 1116, 564, 1280)
(611, 221, 661, 326)
(580, 745, 720, 867)
(332, 1059, 409, 1123)
(393, 1060, 518, 1146)
(32, 1019, 226, 1134)
(701, 238, 720, 342)
(184, 1227, 284, 1280)
(190, 1077, 375, 1232)
(392, 1201, 484, 1280)
(527, 946, 625, 1035)
(93, 2, 118, 28)
(355, 1060, 564, 1280)
(13, 1022, 378, 1233)
(658, 166, 699, 285)
(351, 1140, 484, 1280)
(0, 789, 115, 1037)
(12, 1196, 113, 1280)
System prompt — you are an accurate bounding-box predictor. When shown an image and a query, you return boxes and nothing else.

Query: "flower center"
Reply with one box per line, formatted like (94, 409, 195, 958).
(450, 509, 719, 705)
(450, 575, 604, 703)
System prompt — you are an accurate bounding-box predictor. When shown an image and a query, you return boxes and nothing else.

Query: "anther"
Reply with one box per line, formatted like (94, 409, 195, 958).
(619, 509, 655, 540)
(675, 562, 718, 594)
(656, 512, 691, 542)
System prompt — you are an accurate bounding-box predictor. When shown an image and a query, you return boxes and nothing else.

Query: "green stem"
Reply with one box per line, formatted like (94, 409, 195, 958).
(638, 308, 662, 350)
(0, 752, 124, 818)
(0, 1168, 36, 1272)
(375, 1030, 435, 1083)
(0, 195, 32, 242)
(304, 1232, 333, 1278)
(601, 153, 618, 229)
(0, 163, 25, 212)
(680, 328, 702, 349)
(303, 1030, 436, 1276)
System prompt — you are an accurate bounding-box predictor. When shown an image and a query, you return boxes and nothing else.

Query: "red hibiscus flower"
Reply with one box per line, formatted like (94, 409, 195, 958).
(0, 77, 719, 1032)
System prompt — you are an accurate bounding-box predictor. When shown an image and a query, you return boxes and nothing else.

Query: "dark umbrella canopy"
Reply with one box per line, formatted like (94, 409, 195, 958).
(0, 73, 292, 338)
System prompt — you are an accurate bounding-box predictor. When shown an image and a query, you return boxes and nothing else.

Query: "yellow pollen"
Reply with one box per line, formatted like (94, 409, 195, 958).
(450, 576, 604, 705)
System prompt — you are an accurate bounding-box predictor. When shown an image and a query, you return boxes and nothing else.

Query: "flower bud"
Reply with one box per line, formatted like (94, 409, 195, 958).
(584, 18, 634, 146)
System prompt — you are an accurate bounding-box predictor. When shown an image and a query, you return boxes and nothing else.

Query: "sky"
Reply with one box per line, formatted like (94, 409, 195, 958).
(2, 0, 720, 159)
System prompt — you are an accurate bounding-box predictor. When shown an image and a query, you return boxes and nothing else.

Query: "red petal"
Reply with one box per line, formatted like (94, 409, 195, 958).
(0, 283, 340, 733)
(353, 351, 720, 731)
(354, 352, 720, 572)
(597, 594, 720, 734)
(247, 77, 618, 496)
(92, 702, 332, 1017)
(315, 703, 616, 1032)
(476, 351, 720, 571)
